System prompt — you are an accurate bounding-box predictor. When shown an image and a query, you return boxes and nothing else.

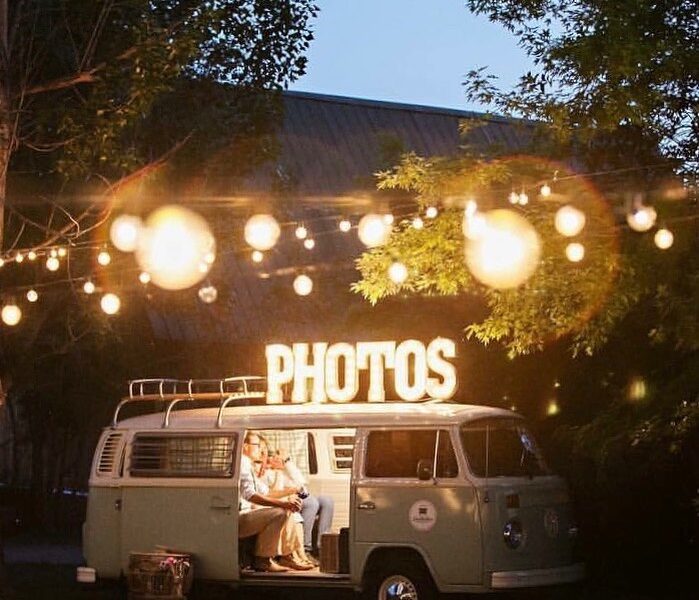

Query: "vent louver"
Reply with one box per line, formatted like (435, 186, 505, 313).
(97, 433, 123, 476)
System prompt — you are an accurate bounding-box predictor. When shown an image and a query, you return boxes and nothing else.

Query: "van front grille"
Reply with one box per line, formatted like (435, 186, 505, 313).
(97, 433, 124, 476)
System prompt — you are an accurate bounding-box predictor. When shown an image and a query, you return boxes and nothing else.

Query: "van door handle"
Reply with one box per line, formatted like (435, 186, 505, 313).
(358, 501, 376, 511)
(210, 497, 232, 510)
(114, 499, 122, 511)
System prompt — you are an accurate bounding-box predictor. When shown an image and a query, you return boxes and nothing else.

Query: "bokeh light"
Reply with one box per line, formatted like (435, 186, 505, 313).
(565, 242, 585, 262)
(1, 303, 22, 326)
(110, 214, 142, 252)
(293, 274, 313, 296)
(388, 261, 408, 284)
(358, 214, 391, 247)
(100, 293, 121, 315)
(627, 206, 657, 232)
(244, 214, 281, 251)
(555, 205, 586, 237)
(654, 228, 674, 250)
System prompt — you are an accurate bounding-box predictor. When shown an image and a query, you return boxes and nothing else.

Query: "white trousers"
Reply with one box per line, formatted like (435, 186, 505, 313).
(239, 508, 301, 558)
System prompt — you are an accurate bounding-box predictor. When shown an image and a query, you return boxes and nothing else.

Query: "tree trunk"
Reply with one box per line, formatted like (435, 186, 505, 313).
(0, 0, 9, 250)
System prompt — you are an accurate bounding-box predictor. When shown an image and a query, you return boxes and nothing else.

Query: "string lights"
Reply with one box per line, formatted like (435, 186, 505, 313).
(100, 293, 121, 315)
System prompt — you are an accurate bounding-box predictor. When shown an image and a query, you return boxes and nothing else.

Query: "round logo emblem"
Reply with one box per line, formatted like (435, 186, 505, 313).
(544, 508, 560, 538)
(409, 500, 437, 532)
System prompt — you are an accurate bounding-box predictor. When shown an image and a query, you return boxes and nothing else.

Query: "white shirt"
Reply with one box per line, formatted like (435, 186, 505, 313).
(239, 455, 269, 513)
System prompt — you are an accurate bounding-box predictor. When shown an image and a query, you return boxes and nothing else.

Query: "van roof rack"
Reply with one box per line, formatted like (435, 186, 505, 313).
(112, 376, 266, 428)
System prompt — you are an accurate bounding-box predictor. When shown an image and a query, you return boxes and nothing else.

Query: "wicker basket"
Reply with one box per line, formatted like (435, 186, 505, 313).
(127, 552, 193, 600)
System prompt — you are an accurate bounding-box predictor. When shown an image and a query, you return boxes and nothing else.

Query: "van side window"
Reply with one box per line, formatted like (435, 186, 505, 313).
(365, 430, 457, 478)
(129, 434, 236, 478)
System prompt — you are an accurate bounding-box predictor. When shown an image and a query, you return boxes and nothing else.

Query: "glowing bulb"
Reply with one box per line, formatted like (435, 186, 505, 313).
(465, 200, 478, 217)
(304, 238, 315, 250)
(0, 258, 4, 267)
(339, 219, 351, 232)
(244, 214, 280, 251)
(412, 217, 424, 230)
(546, 399, 560, 416)
(252, 250, 264, 263)
(26, 289, 38, 303)
(508, 192, 519, 205)
(136, 205, 216, 291)
(50, 249, 58, 258)
(293, 274, 313, 296)
(1, 304, 22, 326)
(565, 242, 585, 262)
(15, 253, 24, 263)
(654, 228, 674, 250)
(628, 376, 647, 401)
(465, 209, 542, 289)
(46, 256, 60, 271)
(540, 183, 552, 197)
(425, 206, 438, 219)
(203, 251, 216, 265)
(57, 247, 68, 258)
(555, 205, 586, 237)
(101, 293, 121, 315)
(388, 261, 408, 284)
(518, 192, 529, 206)
(198, 284, 218, 304)
(627, 206, 657, 232)
(97, 250, 111, 266)
(83, 280, 96, 294)
(383, 214, 395, 225)
(295, 225, 308, 240)
(358, 214, 391, 247)
(110, 214, 142, 252)
(138, 271, 151, 284)
(462, 210, 487, 240)
(27, 251, 37, 261)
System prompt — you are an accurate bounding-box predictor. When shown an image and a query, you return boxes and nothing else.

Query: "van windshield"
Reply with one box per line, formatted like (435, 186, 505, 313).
(460, 418, 550, 478)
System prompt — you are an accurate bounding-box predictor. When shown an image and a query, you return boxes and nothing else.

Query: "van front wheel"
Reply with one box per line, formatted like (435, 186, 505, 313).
(366, 559, 435, 600)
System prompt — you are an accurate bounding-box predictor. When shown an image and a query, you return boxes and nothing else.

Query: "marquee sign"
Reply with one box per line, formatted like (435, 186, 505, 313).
(265, 338, 457, 404)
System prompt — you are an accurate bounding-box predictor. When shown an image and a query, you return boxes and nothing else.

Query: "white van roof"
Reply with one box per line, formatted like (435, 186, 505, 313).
(112, 401, 519, 431)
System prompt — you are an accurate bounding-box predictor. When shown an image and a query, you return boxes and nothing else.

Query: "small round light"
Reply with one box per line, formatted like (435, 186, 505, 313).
(198, 284, 218, 304)
(565, 242, 585, 262)
(252, 250, 264, 263)
(97, 250, 111, 266)
(57, 247, 68, 258)
(555, 205, 586, 237)
(425, 206, 438, 219)
(540, 184, 552, 197)
(388, 262, 408, 284)
(46, 256, 60, 271)
(15, 253, 24, 263)
(295, 225, 308, 240)
(383, 214, 395, 226)
(547, 399, 560, 416)
(100, 293, 121, 315)
(627, 206, 657, 232)
(503, 520, 524, 549)
(1, 304, 22, 326)
(27, 251, 37, 261)
(50, 249, 58, 258)
(518, 192, 529, 206)
(139, 271, 151, 284)
(83, 280, 96, 294)
(244, 214, 281, 251)
(0, 258, 4, 267)
(654, 228, 674, 250)
(358, 214, 391, 247)
(339, 219, 351, 232)
(412, 217, 424, 230)
(293, 274, 313, 296)
(26, 289, 39, 303)
(462, 211, 487, 240)
(203, 251, 216, 265)
(303, 238, 315, 250)
(109, 214, 142, 252)
(508, 192, 519, 205)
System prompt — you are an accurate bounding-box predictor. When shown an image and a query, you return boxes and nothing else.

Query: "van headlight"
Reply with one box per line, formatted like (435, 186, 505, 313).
(503, 519, 524, 549)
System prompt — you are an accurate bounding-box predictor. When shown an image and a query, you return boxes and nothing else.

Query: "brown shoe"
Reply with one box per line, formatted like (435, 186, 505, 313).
(253, 557, 289, 572)
(277, 554, 314, 571)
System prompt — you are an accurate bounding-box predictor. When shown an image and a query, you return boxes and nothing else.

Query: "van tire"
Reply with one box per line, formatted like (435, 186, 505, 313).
(364, 556, 436, 600)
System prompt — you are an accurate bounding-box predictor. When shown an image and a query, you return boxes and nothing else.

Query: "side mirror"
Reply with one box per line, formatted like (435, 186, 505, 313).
(416, 458, 433, 481)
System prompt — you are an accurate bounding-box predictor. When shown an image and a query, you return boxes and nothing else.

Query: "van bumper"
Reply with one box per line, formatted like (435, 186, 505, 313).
(490, 562, 585, 589)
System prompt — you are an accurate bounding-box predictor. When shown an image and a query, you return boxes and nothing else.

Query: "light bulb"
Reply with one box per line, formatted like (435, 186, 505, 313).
(97, 250, 111, 266)
(425, 206, 438, 219)
(303, 238, 315, 250)
(15, 253, 24, 263)
(358, 214, 391, 247)
(198, 284, 218, 304)
(382, 214, 394, 226)
(508, 192, 519, 204)
(565, 242, 585, 262)
(27, 251, 37, 261)
(339, 219, 351, 232)
(252, 250, 264, 263)
(110, 214, 142, 252)
(540, 184, 552, 197)
(83, 280, 96, 294)
(295, 225, 308, 240)
(388, 262, 408, 284)
(244, 214, 280, 251)
(203, 251, 216, 265)
(46, 256, 60, 271)
(547, 399, 560, 416)
(627, 206, 657, 232)
(555, 205, 586, 237)
(412, 217, 424, 230)
(0, 258, 4, 267)
(1, 304, 22, 326)
(139, 272, 151, 284)
(518, 192, 529, 206)
(654, 228, 674, 250)
(57, 247, 67, 258)
(293, 274, 313, 296)
(26, 289, 39, 303)
(50, 249, 58, 258)
(100, 293, 121, 315)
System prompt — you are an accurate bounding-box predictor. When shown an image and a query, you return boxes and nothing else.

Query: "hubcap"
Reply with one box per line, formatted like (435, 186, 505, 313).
(378, 574, 419, 600)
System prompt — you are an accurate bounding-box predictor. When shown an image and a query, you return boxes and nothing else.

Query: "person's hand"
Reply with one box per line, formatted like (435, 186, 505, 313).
(268, 455, 284, 469)
(284, 496, 302, 512)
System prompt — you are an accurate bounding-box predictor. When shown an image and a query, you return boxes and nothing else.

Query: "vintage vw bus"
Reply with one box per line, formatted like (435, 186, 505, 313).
(82, 374, 584, 599)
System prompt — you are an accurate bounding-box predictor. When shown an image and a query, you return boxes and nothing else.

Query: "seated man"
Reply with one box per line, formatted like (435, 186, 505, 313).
(238, 432, 310, 572)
